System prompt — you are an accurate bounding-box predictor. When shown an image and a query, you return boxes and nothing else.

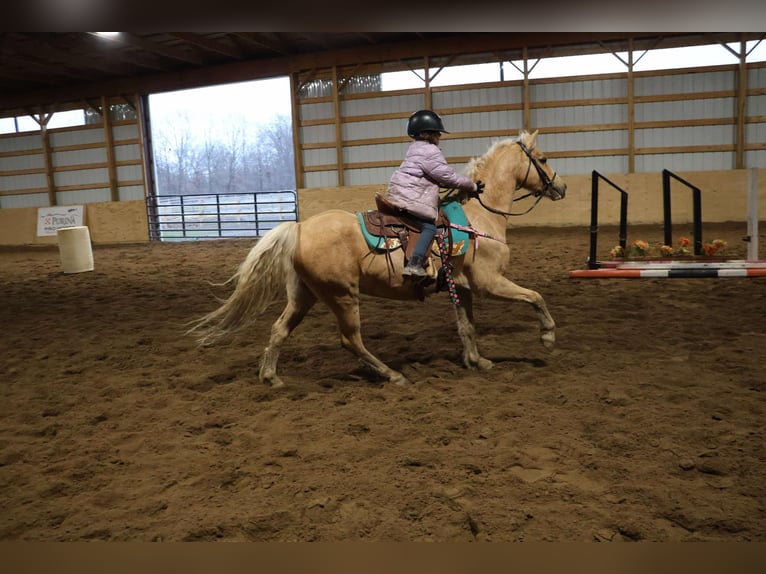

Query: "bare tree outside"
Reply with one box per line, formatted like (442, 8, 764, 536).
(147, 78, 296, 239)
(152, 111, 295, 197)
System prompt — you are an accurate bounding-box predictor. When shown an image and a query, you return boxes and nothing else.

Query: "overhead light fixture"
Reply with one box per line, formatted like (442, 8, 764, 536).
(92, 32, 121, 39)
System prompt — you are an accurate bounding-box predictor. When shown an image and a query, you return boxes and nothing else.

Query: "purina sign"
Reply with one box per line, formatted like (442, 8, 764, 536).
(37, 205, 85, 237)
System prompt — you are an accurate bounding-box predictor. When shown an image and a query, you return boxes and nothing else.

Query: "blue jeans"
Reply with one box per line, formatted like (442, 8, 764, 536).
(411, 217, 437, 259)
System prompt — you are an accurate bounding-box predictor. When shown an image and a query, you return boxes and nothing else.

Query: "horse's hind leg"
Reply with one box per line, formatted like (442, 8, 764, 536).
(454, 286, 493, 370)
(259, 279, 317, 388)
(325, 291, 409, 387)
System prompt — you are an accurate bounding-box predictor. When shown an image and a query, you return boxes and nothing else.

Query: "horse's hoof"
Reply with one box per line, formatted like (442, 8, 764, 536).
(389, 372, 409, 387)
(477, 357, 494, 370)
(541, 331, 556, 349)
(260, 375, 285, 388)
(464, 356, 494, 370)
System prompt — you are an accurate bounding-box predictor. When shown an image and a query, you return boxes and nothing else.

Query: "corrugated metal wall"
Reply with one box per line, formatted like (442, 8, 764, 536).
(295, 61, 765, 187)
(635, 69, 737, 172)
(2, 59, 763, 207)
(0, 100, 146, 209)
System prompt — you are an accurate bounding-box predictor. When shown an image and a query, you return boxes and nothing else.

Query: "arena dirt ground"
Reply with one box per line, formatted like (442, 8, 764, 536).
(1, 221, 764, 541)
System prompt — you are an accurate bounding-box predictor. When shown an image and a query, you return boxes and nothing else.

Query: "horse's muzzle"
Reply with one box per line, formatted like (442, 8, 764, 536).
(548, 179, 567, 201)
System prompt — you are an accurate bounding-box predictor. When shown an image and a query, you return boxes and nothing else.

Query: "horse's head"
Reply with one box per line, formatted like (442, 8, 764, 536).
(515, 130, 567, 201)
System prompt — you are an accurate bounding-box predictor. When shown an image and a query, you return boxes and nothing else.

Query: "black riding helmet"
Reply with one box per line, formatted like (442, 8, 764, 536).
(406, 109, 449, 138)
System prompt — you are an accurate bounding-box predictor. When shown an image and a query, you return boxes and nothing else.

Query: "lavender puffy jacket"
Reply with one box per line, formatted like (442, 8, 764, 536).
(385, 140, 477, 221)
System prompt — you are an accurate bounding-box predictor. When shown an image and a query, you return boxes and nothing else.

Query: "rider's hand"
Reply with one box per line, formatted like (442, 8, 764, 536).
(473, 181, 485, 196)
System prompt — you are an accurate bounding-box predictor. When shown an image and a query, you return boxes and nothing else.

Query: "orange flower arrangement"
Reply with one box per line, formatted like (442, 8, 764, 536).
(609, 245, 625, 258)
(609, 236, 727, 259)
(675, 236, 691, 255)
(628, 239, 650, 257)
(659, 244, 674, 256)
(702, 238, 727, 256)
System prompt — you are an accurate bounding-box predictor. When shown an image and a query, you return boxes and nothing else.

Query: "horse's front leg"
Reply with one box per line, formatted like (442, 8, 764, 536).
(454, 285, 494, 370)
(482, 277, 556, 349)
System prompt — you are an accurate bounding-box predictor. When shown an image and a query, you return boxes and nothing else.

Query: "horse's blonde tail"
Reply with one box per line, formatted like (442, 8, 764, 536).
(188, 221, 299, 346)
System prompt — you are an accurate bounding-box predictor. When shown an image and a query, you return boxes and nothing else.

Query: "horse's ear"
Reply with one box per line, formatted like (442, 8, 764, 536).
(518, 129, 539, 149)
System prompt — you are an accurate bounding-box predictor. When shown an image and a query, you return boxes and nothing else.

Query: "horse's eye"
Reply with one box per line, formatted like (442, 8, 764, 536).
(539, 156, 547, 164)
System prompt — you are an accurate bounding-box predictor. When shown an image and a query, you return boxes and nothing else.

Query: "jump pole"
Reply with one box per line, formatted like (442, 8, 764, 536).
(570, 265, 766, 278)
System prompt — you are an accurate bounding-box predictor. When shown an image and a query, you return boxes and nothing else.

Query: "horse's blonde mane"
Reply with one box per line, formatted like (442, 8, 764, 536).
(464, 130, 533, 179)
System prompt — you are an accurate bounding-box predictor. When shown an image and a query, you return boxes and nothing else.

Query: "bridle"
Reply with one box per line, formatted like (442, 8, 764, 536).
(516, 141, 556, 197)
(476, 140, 557, 217)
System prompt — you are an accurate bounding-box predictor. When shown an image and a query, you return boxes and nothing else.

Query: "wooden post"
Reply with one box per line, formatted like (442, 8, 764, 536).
(101, 96, 120, 202)
(424, 56, 432, 110)
(38, 112, 56, 206)
(331, 65, 344, 186)
(290, 71, 304, 190)
(134, 94, 152, 199)
(136, 94, 160, 241)
(522, 46, 530, 131)
(736, 38, 747, 169)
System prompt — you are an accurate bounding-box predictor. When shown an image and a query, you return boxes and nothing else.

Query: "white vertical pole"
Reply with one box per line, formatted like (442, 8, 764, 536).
(747, 168, 759, 261)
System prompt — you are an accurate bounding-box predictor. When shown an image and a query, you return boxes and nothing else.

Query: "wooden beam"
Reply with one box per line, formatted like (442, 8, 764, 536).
(231, 33, 290, 56)
(736, 37, 747, 169)
(290, 72, 305, 189)
(39, 116, 56, 206)
(424, 56, 432, 110)
(133, 96, 152, 213)
(81, 98, 102, 114)
(522, 47, 530, 131)
(331, 66, 344, 186)
(101, 96, 120, 202)
(78, 34, 170, 73)
(1, 52, 94, 83)
(104, 33, 207, 66)
(35, 33, 142, 76)
(119, 95, 137, 111)
(168, 33, 245, 60)
(0, 66, 59, 84)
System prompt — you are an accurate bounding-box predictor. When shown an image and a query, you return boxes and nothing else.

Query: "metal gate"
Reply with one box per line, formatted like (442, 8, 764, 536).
(145, 191, 297, 241)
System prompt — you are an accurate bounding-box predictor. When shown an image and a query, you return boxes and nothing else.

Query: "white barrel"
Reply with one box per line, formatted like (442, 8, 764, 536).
(57, 226, 94, 273)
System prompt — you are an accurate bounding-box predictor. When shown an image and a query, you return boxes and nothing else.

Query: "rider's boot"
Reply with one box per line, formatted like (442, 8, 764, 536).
(402, 254, 427, 278)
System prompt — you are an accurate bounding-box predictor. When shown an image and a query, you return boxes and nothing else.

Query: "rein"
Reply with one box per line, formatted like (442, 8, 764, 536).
(477, 192, 542, 217)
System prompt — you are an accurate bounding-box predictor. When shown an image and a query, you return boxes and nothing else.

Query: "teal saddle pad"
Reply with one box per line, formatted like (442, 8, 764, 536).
(355, 201, 470, 257)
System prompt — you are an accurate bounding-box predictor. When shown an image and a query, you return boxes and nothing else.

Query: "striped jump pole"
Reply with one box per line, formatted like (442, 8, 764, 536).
(570, 260, 766, 278)
(570, 266, 766, 278)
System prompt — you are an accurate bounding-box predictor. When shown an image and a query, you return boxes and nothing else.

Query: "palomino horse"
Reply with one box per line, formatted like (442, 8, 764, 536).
(190, 130, 567, 387)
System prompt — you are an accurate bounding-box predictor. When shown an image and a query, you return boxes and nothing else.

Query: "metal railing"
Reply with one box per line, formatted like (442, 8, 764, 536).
(146, 191, 297, 241)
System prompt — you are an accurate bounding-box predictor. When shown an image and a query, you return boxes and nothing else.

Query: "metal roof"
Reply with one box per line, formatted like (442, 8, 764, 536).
(0, 32, 760, 117)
